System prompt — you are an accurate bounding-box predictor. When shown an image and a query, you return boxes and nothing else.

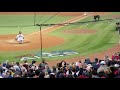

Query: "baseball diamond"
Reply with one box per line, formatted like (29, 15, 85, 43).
(0, 12, 120, 78)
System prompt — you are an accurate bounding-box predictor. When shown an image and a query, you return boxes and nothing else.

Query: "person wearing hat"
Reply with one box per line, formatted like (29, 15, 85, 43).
(97, 61, 111, 74)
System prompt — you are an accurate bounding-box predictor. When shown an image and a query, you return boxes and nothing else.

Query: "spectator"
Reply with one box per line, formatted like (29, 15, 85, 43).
(22, 71, 28, 78)
(13, 62, 21, 71)
(44, 72, 50, 78)
(0, 62, 3, 76)
(97, 61, 111, 75)
(112, 53, 120, 61)
(33, 70, 40, 78)
(115, 68, 120, 78)
(84, 57, 91, 64)
(23, 60, 29, 71)
(39, 71, 45, 78)
(92, 70, 100, 78)
(0, 52, 120, 78)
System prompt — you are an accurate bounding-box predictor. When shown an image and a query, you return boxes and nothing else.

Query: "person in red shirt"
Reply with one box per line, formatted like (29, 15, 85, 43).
(112, 53, 120, 61)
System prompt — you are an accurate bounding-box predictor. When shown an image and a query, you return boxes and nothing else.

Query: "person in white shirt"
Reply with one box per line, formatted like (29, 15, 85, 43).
(15, 31, 24, 44)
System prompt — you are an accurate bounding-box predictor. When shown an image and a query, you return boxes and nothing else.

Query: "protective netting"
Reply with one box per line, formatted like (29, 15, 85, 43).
(0, 12, 120, 27)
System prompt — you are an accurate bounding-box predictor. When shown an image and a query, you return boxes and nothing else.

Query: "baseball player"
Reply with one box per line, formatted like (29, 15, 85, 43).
(84, 12, 87, 15)
(15, 31, 24, 44)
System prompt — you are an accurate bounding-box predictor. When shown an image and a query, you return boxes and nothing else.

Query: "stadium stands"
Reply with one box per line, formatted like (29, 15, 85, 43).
(0, 52, 120, 78)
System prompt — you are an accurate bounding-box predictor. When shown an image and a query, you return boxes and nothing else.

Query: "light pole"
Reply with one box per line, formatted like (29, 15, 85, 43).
(36, 24, 43, 60)
(35, 12, 60, 60)
(39, 25, 43, 60)
(34, 12, 36, 26)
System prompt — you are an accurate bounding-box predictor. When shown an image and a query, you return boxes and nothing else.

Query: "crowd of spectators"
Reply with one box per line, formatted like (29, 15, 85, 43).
(0, 52, 120, 78)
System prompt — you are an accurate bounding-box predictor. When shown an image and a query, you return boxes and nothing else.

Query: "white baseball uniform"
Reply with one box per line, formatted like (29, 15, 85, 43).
(16, 34, 24, 43)
(84, 12, 87, 15)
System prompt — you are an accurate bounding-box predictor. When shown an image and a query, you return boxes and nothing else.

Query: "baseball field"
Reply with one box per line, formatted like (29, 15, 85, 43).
(0, 12, 120, 66)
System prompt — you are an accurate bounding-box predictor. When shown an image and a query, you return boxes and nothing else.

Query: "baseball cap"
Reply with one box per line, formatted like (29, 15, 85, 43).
(100, 61, 106, 65)
(114, 64, 120, 68)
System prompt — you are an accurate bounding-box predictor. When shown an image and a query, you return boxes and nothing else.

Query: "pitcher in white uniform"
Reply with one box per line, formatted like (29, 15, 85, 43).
(16, 31, 24, 44)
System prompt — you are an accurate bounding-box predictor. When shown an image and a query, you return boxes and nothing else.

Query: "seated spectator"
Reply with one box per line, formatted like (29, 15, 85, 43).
(115, 68, 120, 78)
(27, 69, 35, 78)
(13, 62, 21, 71)
(33, 70, 40, 78)
(49, 73, 56, 78)
(92, 58, 99, 66)
(0, 62, 3, 76)
(39, 71, 45, 78)
(92, 70, 100, 78)
(23, 60, 29, 70)
(97, 71, 108, 78)
(59, 73, 65, 78)
(75, 60, 81, 67)
(44, 72, 50, 78)
(3, 70, 13, 78)
(2, 63, 7, 71)
(112, 53, 120, 61)
(51, 66, 58, 74)
(84, 57, 92, 64)
(97, 61, 111, 75)
(1, 51, 120, 78)
(78, 71, 89, 78)
(22, 71, 28, 78)
(41, 59, 48, 65)
(67, 74, 74, 78)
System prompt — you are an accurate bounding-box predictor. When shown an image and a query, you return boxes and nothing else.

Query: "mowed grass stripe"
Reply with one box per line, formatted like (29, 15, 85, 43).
(60, 22, 114, 52)
(78, 23, 116, 53)
(81, 22, 114, 46)
(49, 21, 114, 51)
(72, 22, 107, 48)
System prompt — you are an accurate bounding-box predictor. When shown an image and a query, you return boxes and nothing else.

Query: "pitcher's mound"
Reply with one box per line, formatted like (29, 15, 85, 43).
(5, 39, 30, 44)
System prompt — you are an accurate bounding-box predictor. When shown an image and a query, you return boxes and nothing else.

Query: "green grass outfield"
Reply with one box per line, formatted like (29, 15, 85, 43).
(0, 14, 74, 35)
(0, 12, 120, 63)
